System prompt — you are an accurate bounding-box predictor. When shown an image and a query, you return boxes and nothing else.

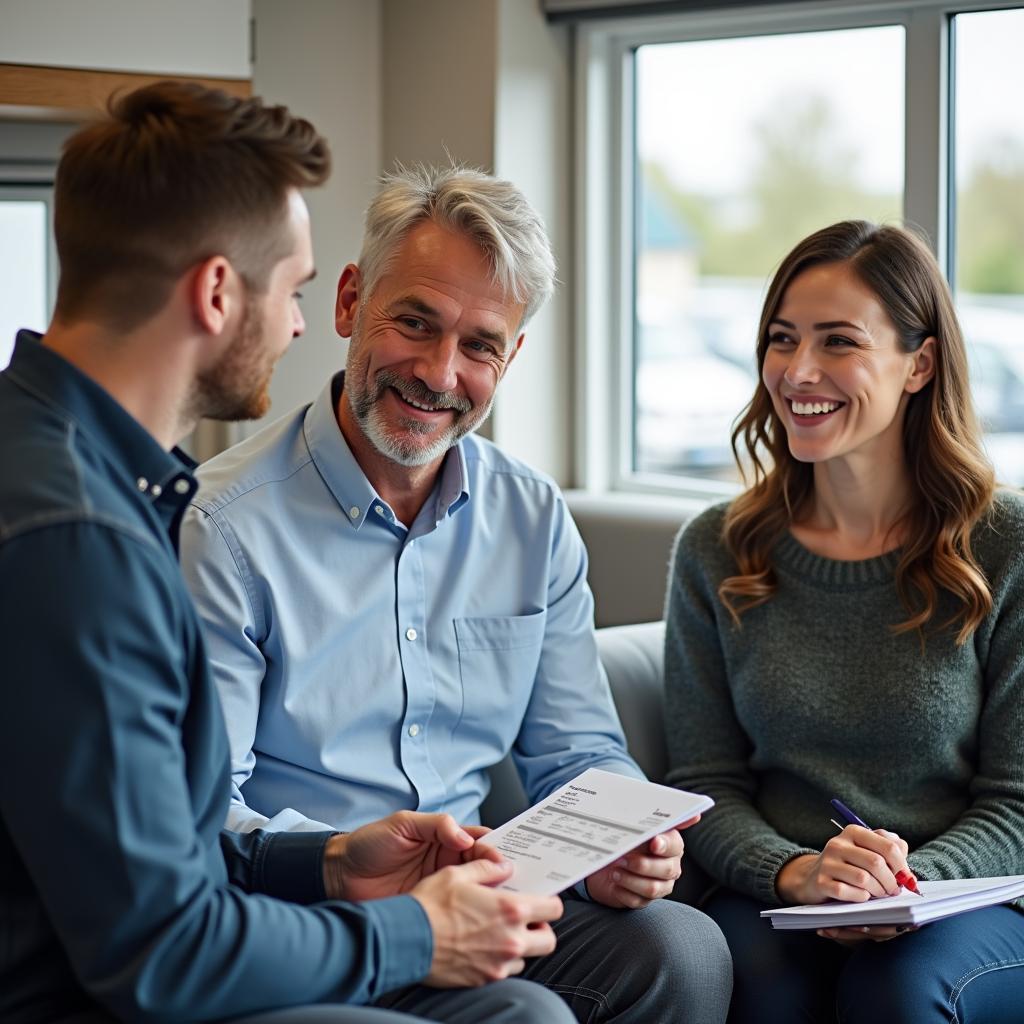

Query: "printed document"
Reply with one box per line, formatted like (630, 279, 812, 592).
(479, 768, 714, 895)
(761, 875, 1024, 929)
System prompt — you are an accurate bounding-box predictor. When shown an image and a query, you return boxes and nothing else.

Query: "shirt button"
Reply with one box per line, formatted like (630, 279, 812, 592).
(408, 724, 420, 737)
(374, 505, 384, 516)
(174, 479, 190, 495)
(136, 477, 149, 491)
(405, 627, 418, 642)
(150, 484, 162, 497)
(349, 505, 360, 519)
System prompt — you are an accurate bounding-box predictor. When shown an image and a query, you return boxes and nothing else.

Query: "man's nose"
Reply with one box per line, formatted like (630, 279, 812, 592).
(414, 335, 459, 393)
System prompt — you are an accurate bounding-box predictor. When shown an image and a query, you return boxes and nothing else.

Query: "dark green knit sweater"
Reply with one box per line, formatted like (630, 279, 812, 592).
(664, 491, 1024, 907)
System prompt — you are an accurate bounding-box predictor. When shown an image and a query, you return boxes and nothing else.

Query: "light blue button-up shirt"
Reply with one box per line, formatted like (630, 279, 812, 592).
(180, 373, 640, 834)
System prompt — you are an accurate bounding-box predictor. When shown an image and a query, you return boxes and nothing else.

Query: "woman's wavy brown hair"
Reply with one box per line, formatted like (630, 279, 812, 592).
(721, 220, 995, 645)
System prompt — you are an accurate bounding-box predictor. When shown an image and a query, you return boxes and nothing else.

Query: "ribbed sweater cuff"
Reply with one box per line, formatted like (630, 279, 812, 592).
(755, 845, 818, 906)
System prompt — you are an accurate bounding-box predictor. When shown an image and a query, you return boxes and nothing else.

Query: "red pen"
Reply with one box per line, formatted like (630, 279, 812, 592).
(829, 798, 923, 897)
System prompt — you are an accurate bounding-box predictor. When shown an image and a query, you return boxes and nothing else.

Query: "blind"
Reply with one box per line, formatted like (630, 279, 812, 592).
(543, 0, 786, 21)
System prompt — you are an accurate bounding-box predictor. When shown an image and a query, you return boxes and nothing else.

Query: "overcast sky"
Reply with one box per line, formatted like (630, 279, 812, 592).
(638, 8, 1023, 197)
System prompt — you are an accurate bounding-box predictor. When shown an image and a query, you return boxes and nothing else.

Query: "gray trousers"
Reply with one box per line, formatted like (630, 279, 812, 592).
(375, 895, 733, 1024)
(229, 979, 564, 1023)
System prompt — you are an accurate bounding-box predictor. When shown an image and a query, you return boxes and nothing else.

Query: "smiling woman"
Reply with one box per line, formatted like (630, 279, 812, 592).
(724, 220, 990, 637)
(761, 261, 935, 473)
(663, 219, 1024, 1023)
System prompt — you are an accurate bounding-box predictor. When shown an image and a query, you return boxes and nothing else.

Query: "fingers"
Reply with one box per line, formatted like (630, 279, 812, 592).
(392, 811, 479, 852)
(823, 827, 909, 897)
(429, 813, 475, 851)
(647, 829, 684, 859)
(448, 857, 515, 886)
(414, 868, 562, 988)
(676, 814, 702, 830)
(518, 920, 558, 958)
(817, 924, 918, 945)
(461, 826, 501, 864)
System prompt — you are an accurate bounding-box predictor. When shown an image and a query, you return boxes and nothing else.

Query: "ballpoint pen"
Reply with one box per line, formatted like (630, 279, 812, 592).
(829, 797, 923, 896)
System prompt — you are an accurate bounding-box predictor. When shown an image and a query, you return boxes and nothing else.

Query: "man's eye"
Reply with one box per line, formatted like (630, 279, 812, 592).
(399, 316, 427, 331)
(466, 340, 497, 356)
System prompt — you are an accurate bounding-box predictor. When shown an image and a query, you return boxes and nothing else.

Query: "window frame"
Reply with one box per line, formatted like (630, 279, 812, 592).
(574, 0, 1022, 498)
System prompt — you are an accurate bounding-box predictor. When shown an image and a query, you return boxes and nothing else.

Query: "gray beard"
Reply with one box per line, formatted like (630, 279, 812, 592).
(351, 369, 488, 467)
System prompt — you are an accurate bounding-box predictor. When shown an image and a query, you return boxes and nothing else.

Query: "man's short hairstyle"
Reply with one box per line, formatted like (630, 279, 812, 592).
(53, 80, 331, 331)
(358, 165, 556, 327)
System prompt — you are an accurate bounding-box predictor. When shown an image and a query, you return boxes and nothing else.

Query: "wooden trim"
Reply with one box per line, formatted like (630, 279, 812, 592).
(0, 64, 251, 121)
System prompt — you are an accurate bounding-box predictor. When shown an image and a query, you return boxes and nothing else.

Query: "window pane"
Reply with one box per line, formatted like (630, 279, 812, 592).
(634, 27, 905, 480)
(953, 8, 1024, 486)
(0, 200, 48, 369)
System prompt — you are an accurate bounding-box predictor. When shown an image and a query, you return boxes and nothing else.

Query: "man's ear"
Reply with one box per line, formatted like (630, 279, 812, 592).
(905, 336, 936, 394)
(191, 255, 237, 336)
(500, 333, 525, 379)
(335, 264, 361, 339)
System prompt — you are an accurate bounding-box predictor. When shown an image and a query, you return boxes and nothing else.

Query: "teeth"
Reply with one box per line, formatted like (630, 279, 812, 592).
(792, 400, 841, 416)
(403, 396, 439, 412)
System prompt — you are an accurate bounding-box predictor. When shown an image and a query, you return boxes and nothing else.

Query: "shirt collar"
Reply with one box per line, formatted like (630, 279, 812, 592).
(434, 440, 470, 523)
(303, 370, 471, 530)
(6, 331, 196, 514)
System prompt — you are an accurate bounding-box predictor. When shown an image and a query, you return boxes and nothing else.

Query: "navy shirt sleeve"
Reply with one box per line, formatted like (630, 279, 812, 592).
(0, 522, 433, 1021)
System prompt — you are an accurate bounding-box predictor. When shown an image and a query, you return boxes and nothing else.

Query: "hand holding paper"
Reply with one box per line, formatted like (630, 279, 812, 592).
(477, 769, 713, 897)
(585, 824, 692, 910)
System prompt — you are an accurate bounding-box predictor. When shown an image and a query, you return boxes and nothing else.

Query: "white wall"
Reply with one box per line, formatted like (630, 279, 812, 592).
(375, 0, 574, 479)
(492, 0, 573, 482)
(0, 0, 250, 78)
(250, 0, 383, 427)
(381, 0, 497, 172)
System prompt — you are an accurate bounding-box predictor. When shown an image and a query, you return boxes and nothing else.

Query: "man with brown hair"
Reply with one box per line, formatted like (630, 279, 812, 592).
(0, 82, 572, 1024)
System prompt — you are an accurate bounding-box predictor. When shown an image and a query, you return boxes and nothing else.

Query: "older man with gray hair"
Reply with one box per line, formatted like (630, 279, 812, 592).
(180, 166, 732, 1023)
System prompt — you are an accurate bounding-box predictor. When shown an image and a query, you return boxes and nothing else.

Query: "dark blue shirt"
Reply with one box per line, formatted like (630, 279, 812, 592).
(0, 332, 432, 1023)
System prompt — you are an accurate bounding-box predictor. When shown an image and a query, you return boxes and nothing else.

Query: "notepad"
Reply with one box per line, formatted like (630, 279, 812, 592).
(478, 768, 714, 895)
(761, 875, 1024, 930)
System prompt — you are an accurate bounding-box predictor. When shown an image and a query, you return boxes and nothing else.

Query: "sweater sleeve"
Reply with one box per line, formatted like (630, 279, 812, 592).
(663, 509, 816, 905)
(907, 494, 1024, 881)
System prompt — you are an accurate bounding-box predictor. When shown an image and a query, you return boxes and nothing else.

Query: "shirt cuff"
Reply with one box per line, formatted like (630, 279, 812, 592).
(255, 829, 336, 904)
(360, 894, 435, 995)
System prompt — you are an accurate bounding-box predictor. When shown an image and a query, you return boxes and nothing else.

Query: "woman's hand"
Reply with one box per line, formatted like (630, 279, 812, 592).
(776, 826, 914, 905)
(816, 924, 919, 946)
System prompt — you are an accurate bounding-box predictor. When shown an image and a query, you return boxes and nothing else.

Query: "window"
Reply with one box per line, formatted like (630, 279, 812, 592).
(0, 188, 52, 368)
(952, 7, 1024, 484)
(577, 1, 1024, 494)
(0, 122, 67, 369)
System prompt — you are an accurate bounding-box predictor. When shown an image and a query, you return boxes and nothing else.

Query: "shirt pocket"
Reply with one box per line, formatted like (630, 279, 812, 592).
(453, 611, 547, 742)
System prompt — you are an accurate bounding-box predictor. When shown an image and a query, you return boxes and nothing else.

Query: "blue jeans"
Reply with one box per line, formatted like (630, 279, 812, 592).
(705, 887, 1024, 1023)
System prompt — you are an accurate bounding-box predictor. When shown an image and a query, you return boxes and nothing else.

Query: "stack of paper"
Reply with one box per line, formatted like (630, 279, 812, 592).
(762, 876, 1024, 930)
